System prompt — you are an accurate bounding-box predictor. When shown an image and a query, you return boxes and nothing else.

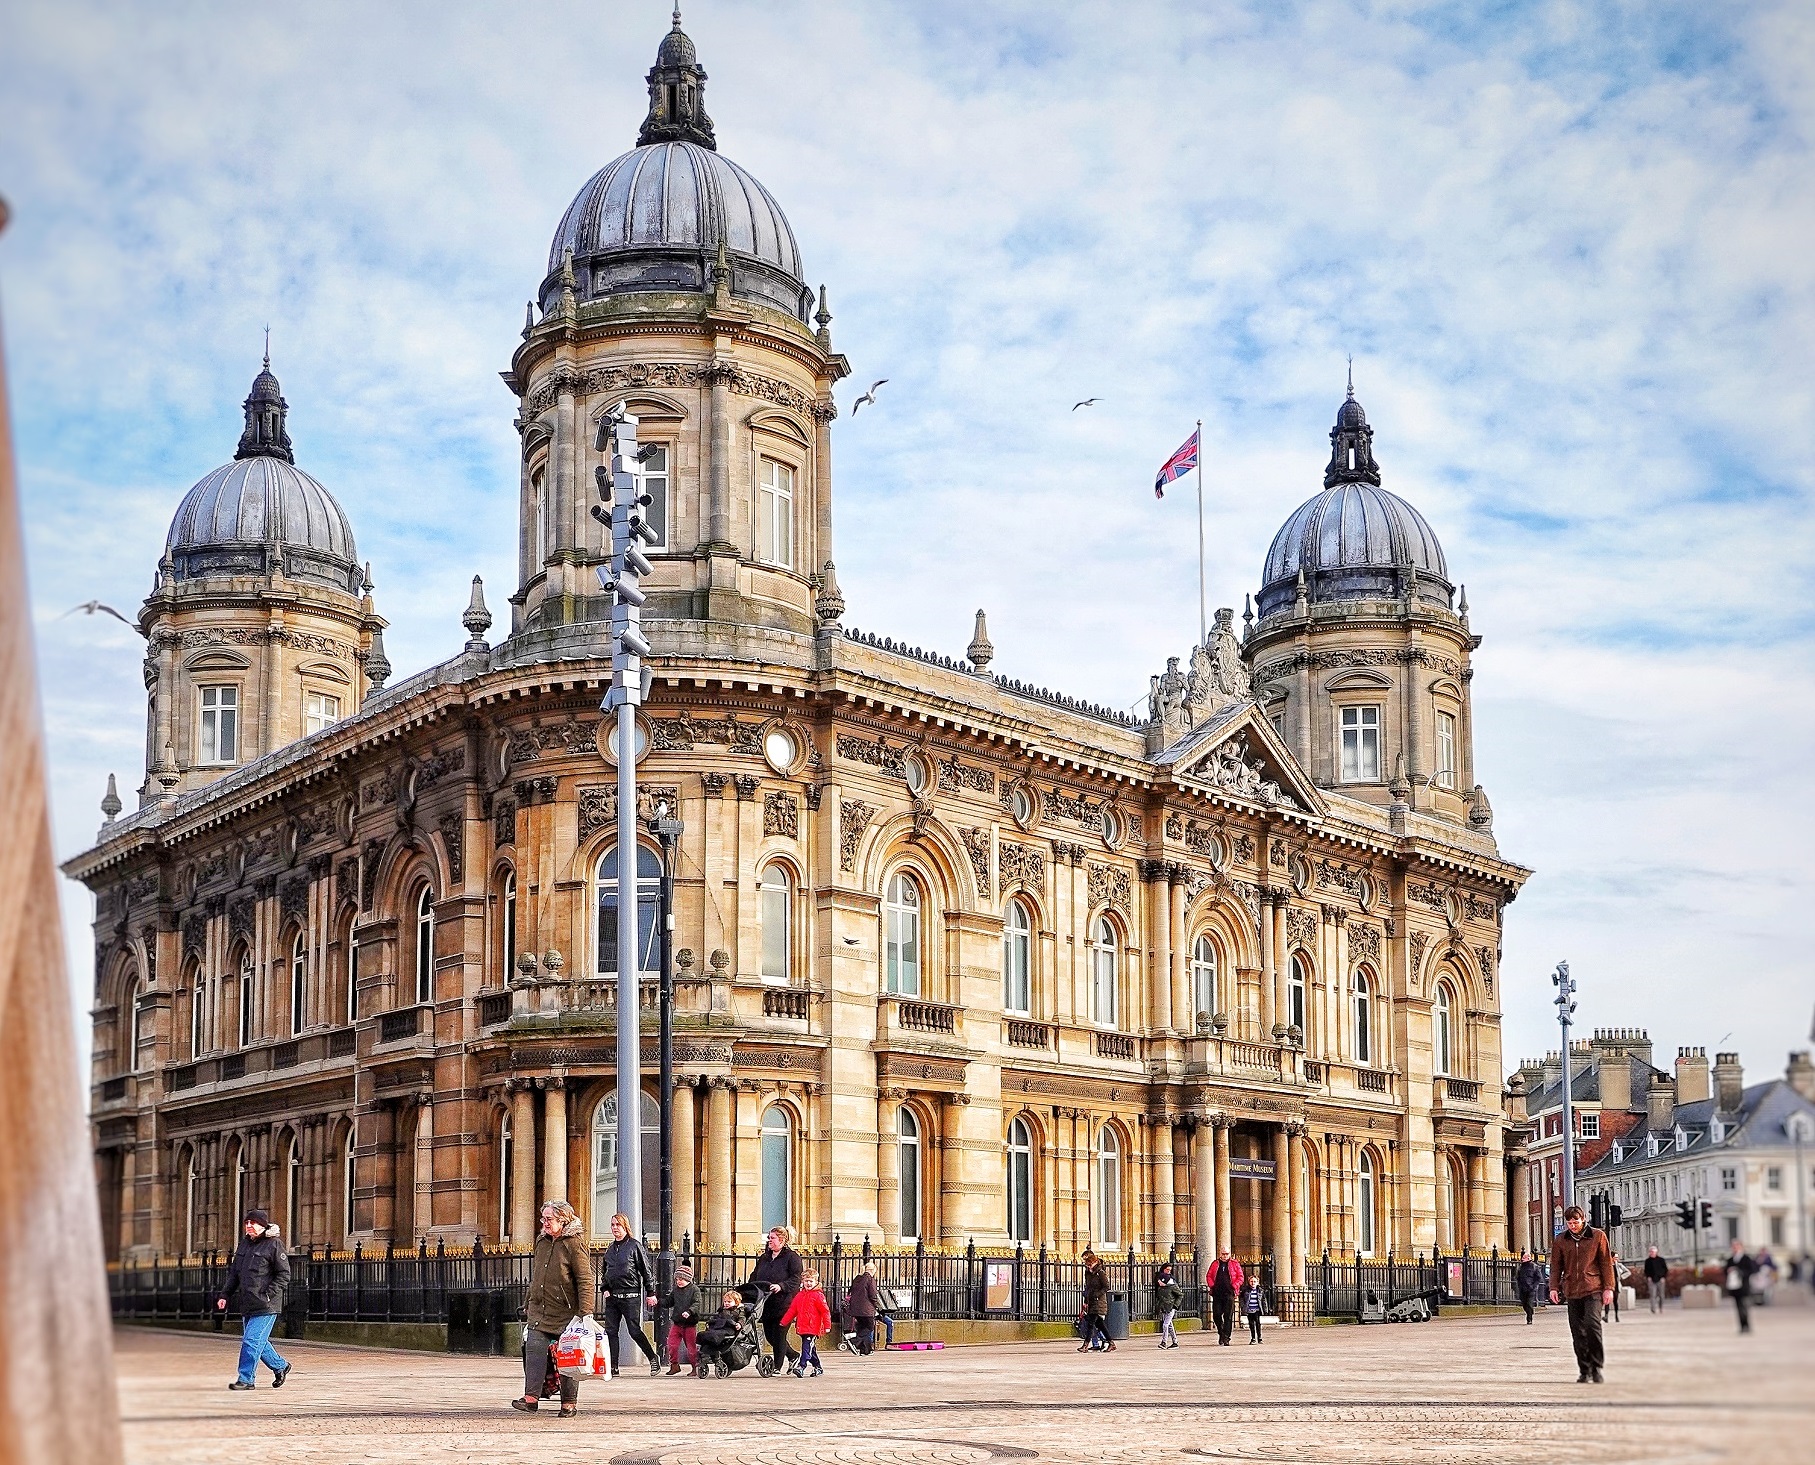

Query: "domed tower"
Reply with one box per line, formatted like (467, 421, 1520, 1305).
(138, 357, 386, 803)
(1245, 381, 1488, 828)
(502, 9, 848, 648)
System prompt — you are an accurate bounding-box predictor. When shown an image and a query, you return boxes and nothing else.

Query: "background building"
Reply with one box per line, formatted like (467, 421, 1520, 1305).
(72, 16, 1528, 1287)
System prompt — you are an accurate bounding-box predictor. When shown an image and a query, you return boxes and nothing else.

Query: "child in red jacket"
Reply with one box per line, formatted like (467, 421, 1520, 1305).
(780, 1268, 832, 1377)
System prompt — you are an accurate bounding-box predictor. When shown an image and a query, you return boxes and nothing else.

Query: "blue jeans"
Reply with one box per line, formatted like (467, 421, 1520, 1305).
(237, 1312, 288, 1385)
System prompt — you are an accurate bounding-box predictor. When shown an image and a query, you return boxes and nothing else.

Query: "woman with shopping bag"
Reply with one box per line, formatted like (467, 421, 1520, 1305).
(514, 1200, 595, 1417)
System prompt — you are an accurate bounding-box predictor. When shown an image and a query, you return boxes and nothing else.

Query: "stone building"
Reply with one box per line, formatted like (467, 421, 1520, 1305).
(70, 15, 1529, 1285)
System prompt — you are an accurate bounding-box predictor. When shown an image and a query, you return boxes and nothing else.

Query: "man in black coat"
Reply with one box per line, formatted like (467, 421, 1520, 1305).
(1515, 1250, 1543, 1324)
(215, 1209, 292, 1391)
(1642, 1246, 1670, 1315)
(1722, 1239, 1759, 1334)
(747, 1226, 803, 1373)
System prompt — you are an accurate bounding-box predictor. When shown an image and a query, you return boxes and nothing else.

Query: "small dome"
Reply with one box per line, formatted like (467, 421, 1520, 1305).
(1335, 394, 1367, 429)
(1258, 481, 1450, 619)
(656, 23, 696, 67)
(166, 456, 361, 593)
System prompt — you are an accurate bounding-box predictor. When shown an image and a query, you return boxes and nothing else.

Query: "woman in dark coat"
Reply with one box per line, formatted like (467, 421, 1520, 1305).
(1515, 1249, 1544, 1325)
(1078, 1251, 1114, 1352)
(215, 1209, 292, 1390)
(516, 1200, 595, 1417)
(747, 1225, 804, 1372)
(844, 1261, 882, 1355)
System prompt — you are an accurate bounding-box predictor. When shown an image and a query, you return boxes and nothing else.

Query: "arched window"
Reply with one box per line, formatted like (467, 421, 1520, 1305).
(229, 1141, 246, 1234)
(1353, 971, 1373, 1066)
(1289, 953, 1309, 1037)
(897, 1107, 922, 1241)
(236, 950, 254, 1048)
(1091, 916, 1118, 1027)
(1191, 936, 1218, 1025)
(286, 1134, 302, 1239)
(1006, 1116, 1033, 1243)
(1434, 982, 1454, 1076)
(591, 1088, 660, 1237)
(501, 870, 517, 981)
(761, 1106, 792, 1234)
(1440, 1156, 1459, 1251)
(760, 864, 791, 983)
(1002, 899, 1032, 1016)
(124, 974, 143, 1073)
(187, 962, 204, 1059)
(182, 1148, 198, 1256)
(1095, 1126, 1122, 1247)
(290, 933, 307, 1036)
(884, 872, 921, 996)
(1358, 1150, 1377, 1256)
(342, 1127, 356, 1242)
(346, 924, 359, 1026)
(597, 845, 661, 978)
(499, 1113, 514, 1242)
(414, 886, 435, 1005)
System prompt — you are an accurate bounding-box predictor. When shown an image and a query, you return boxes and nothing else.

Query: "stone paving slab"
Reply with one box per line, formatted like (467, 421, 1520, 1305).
(115, 1303, 1815, 1465)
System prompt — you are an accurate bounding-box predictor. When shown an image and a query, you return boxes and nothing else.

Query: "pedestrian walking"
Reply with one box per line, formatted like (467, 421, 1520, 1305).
(1549, 1204, 1615, 1384)
(1241, 1276, 1265, 1344)
(214, 1209, 292, 1392)
(1206, 1248, 1244, 1346)
(514, 1199, 594, 1416)
(780, 1268, 832, 1377)
(1723, 1239, 1759, 1334)
(844, 1261, 882, 1356)
(664, 1262, 702, 1376)
(1642, 1246, 1669, 1314)
(1078, 1250, 1114, 1352)
(1153, 1261, 1182, 1349)
(1515, 1249, 1542, 1324)
(600, 1211, 661, 1376)
(1608, 1252, 1628, 1321)
(747, 1225, 804, 1375)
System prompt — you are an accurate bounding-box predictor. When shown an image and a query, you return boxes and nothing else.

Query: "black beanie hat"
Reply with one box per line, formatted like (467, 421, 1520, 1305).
(245, 1209, 271, 1227)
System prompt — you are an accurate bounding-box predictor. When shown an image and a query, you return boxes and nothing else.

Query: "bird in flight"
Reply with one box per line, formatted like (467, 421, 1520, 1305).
(60, 600, 136, 628)
(1072, 397, 1100, 410)
(851, 379, 888, 414)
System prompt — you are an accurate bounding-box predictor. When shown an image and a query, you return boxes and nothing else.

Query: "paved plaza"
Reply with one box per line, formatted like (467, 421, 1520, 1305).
(116, 1305, 1814, 1465)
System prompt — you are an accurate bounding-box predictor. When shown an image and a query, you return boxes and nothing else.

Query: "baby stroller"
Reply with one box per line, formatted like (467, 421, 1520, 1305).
(702, 1285, 778, 1378)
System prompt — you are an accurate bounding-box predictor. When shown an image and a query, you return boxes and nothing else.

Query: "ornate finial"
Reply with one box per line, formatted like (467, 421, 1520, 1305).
(1324, 371, 1380, 488)
(1293, 567, 1308, 617)
(234, 353, 294, 463)
(639, 9, 717, 149)
(813, 559, 845, 628)
(815, 284, 832, 348)
(523, 300, 535, 337)
(672, 4, 682, 26)
(1457, 583, 1469, 624)
(712, 238, 731, 307)
(1242, 593, 1254, 638)
(263, 326, 271, 371)
(1346, 354, 1353, 398)
(463, 575, 493, 651)
(100, 774, 122, 824)
(966, 609, 994, 674)
(363, 626, 391, 691)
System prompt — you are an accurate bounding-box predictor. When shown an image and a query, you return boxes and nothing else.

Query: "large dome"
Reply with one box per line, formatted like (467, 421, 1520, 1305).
(1256, 390, 1453, 620)
(164, 365, 361, 594)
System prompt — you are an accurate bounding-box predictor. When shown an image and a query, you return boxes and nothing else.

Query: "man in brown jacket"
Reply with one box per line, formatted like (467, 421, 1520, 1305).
(515, 1200, 596, 1417)
(1549, 1204, 1615, 1383)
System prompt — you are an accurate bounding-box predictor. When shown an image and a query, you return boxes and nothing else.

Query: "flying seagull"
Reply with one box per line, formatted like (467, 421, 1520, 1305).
(60, 600, 136, 629)
(851, 379, 888, 414)
(1072, 397, 1100, 410)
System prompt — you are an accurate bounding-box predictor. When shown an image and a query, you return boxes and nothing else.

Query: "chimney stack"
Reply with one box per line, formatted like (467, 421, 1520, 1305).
(1675, 1047, 1711, 1106)
(1505, 1072, 1529, 1123)
(1647, 1073, 1676, 1133)
(1598, 1051, 1632, 1113)
(1713, 1052, 1744, 1114)
(1785, 1051, 1814, 1103)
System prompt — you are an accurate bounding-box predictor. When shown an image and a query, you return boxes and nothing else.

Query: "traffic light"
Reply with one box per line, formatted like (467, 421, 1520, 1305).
(1676, 1200, 1694, 1230)
(1699, 1200, 1713, 1231)
(1608, 1203, 1622, 1229)
(593, 408, 658, 712)
(1589, 1193, 1605, 1230)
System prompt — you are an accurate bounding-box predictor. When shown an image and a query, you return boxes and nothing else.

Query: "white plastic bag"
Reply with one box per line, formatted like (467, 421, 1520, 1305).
(555, 1314, 611, 1379)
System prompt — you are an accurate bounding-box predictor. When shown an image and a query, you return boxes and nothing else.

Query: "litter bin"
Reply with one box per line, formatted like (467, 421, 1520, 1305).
(1106, 1292, 1130, 1341)
(448, 1289, 508, 1355)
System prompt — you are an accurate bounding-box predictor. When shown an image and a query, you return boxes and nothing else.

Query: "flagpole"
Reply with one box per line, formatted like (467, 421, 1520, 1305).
(1194, 418, 1205, 647)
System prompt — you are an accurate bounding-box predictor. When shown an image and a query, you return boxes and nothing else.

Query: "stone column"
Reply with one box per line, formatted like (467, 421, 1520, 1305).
(1332, 912, 1349, 1061)
(877, 1089, 901, 1245)
(1271, 897, 1290, 1039)
(672, 1081, 697, 1245)
(706, 1079, 733, 1246)
(1434, 1147, 1452, 1251)
(1288, 1125, 1307, 1286)
(812, 401, 834, 570)
(940, 1094, 970, 1243)
(510, 1082, 537, 1244)
(1152, 1119, 1175, 1251)
(541, 1079, 567, 1207)
(413, 1095, 434, 1241)
(707, 362, 733, 548)
(552, 380, 575, 554)
(1467, 1149, 1488, 1250)
(1509, 1156, 1530, 1254)
(1257, 897, 1275, 1038)
(1271, 1126, 1292, 1279)
(1148, 866, 1170, 1034)
(1214, 1117, 1234, 1255)
(1192, 1119, 1214, 1261)
(1168, 867, 1189, 1032)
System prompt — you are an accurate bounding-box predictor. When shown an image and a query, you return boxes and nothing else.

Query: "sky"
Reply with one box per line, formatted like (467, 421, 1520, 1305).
(1, 0, 1810, 1086)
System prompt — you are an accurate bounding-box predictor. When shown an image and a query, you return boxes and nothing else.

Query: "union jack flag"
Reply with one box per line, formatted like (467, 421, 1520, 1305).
(1154, 428, 1199, 498)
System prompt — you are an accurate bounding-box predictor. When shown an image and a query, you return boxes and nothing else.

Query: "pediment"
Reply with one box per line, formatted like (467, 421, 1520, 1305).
(1153, 702, 1324, 816)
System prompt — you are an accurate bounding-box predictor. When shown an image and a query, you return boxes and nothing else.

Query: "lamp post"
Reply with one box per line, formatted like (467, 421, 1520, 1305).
(1552, 961, 1577, 1222)
(648, 799, 683, 1353)
(1789, 1112, 1813, 1268)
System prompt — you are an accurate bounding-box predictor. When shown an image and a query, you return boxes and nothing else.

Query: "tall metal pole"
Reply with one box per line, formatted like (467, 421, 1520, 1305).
(1791, 1114, 1811, 1264)
(614, 698, 640, 1232)
(1553, 961, 1577, 1221)
(1194, 418, 1206, 648)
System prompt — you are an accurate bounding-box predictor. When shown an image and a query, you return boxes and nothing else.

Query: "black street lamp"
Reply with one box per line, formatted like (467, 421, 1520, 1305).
(648, 800, 683, 1337)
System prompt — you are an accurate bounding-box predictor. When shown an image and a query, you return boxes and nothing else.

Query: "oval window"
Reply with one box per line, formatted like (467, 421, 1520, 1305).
(1011, 785, 1035, 829)
(763, 728, 797, 774)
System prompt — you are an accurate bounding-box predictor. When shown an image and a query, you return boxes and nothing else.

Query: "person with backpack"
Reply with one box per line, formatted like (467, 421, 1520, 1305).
(1205, 1247, 1244, 1346)
(214, 1209, 292, 1392)
(1153, 1261, 1182, 1349)
(600, 1211, 661, 1377)
(515, 1199, 593, 1416)
(1241, 1275, 1266, 1344)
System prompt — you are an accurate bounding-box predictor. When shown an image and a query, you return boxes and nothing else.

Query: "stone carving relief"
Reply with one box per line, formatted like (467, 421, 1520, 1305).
(959, 828, 990, 899)
(523, 361, 819, 421)
(577, 784, 680, 840)
(437, 813, 464, 883)
(1194, 737, 1289, 807)
(418, 746, 466, 789)
(836, 732, 905, 776)
(937, 755, 996, 795)
(998, 841, 1045, 898)
(1286, 906, 1319, 950)
(763, 791, 799, 839)
(1087, 862, 1132, 916)
(652, 714, 764, 755)
(493, 797, 517, 848)
(839, 800, 876, 872)
(506, 719, 600, 766)
(1407, 879, 1446, 911)
(1409, 930, 1431, 985)
(1316, 859, 1363, 897)
(1348, 922, 1381, 967)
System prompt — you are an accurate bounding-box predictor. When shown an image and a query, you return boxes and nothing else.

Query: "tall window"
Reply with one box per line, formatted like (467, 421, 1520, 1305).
(343, 1128, 356, 1241)
(346, 926, 359, 1026)
(1095, 1127, 1122, 1247)
(591, 1088, 660, 1235)
(597, 845, 661, 977)
(1353, 971, 1373, 1066)
(414, 886, 435, 1005)
(884, 872, 921, 996)
(1434, 982, 1454, 1076)
(230, 1145, 245, 1234)
(290, 933, 307, 1036)
(1191, 936, 1218, 1024)
(1358, 1150, 1377, 1256)
(198, 685, 239, 765)
(188, 964, 204, 1058)
(499, 1114, 514, 1242)
(1003, 899, 1032, 1015)
(1006, 1116, 1033, 1243)
(760, 865, 791, 983)
(286, 1135, 302, 1240)
(1289, 954, 1309, 1036)
(501, 872, 517, 981)
(532, 467, 549, 566)
(305, 691, 341, 735)
(125, 977, 143, 1073)
(184, 1151, 197, 1256)
(1435, 711, 1457, 790)
(1339, 705, 1380, 782)
(641, 443, 669, 551)
(1091, 916, 1118, 1026)
(757, 458, 794, 568)
(897, 1108, 922, 1242)
(761, 1106, 792, 1233)
(237, 952, 254, 1048)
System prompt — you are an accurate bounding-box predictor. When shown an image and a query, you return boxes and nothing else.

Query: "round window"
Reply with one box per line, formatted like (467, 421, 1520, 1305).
(1100, 806, 1122, 848)
(1011, 785, 1035, 829)
(904, 753, 931, 796)
(763, 728, 797, 775)
(603, 717, 650, 765)
(1356, 872, 1374, 911)
(1206, 830, 1229, 872)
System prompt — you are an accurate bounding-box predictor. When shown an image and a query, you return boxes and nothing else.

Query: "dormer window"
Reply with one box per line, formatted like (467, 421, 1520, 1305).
(1436, 712, 1457, 789)
(198, 685, 239, 765)
(1647, 1135, 1660, 1157)
(1611, 1142, 1623, 1163)
(1674, 1126, 1688, 1151)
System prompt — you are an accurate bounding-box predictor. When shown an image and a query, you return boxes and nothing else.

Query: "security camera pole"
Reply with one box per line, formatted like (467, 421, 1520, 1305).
(595, 404, 656, 1234)
(1553, 960, 1578, 1219)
